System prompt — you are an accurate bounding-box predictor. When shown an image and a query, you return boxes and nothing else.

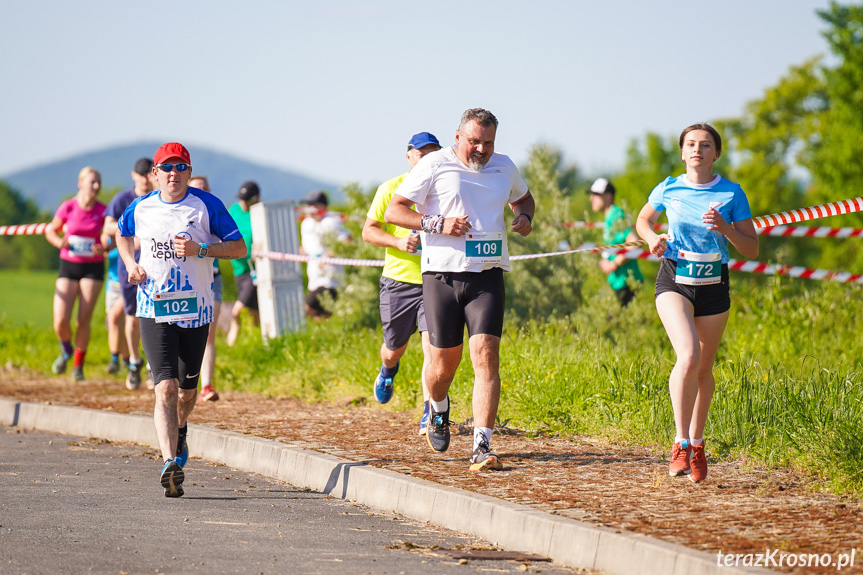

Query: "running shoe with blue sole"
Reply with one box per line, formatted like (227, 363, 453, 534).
(418, 401, 430, 436)
(374, 364, 397, 404)
(176, 426, 189, 468)
(160, 458, 184, 498)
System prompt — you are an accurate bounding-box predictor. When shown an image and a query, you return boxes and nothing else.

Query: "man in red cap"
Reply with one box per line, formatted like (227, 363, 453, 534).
(116, 142, 246, 497)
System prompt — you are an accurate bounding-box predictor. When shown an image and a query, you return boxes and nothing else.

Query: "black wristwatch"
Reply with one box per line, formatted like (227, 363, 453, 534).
(197, 242, 209, 258)
(521, 213, 533, 224)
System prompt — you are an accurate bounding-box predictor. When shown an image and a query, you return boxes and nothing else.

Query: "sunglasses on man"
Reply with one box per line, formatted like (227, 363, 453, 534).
(156, 163, 191, 173)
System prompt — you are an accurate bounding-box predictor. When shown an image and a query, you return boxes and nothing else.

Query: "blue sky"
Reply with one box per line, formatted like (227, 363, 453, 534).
(0, 1, 831, 189)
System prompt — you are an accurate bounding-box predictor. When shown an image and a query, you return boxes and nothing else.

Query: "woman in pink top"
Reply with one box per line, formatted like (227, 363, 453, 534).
(44, 166, 108, 381)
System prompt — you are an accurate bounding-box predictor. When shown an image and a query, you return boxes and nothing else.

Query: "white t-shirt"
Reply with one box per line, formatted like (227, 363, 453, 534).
(117, 188, 242, 328)
(300, 214, 350, 290)
(394, 146, 529, 273)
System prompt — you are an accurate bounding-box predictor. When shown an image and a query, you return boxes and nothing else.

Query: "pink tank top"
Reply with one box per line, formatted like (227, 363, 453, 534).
(55, 198, 108, 263)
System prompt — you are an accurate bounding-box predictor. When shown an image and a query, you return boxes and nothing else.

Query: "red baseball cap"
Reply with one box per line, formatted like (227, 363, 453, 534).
(154, 142, 191, 166)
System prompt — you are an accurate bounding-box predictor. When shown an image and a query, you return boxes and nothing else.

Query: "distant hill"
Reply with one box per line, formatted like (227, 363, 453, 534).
(0, 142, 340, 210)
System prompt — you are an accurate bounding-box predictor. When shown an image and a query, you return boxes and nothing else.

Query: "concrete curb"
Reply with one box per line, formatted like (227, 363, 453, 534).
(1, 397, 768, 574)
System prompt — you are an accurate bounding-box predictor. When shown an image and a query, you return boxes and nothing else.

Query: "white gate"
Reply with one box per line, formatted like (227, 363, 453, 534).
(250, 200, 306, 341)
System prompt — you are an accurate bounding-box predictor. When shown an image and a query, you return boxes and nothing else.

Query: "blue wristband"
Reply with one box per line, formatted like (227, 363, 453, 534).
(197, 242, 209, 258)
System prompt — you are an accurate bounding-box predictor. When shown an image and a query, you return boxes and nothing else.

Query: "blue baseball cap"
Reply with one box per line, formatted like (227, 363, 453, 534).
(407, 132, 440, 150)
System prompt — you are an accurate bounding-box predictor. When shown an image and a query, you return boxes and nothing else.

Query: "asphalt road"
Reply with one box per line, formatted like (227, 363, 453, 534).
(0, 427, 578, 575)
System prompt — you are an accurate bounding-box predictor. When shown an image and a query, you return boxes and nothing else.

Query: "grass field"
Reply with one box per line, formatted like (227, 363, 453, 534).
(2, 268, 863, 494)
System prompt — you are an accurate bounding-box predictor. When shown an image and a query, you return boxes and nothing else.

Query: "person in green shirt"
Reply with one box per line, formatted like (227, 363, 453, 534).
(588, 178, 643, 306)
(362, 132, 440, 434)
(227, 181, 261, 346)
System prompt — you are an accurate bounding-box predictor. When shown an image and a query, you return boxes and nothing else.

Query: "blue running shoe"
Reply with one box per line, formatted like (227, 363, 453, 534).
(374, 364, 397, 404)
(418, 401, 430, 436)
(160, 458, 184, 498)
(175, 425, 189, 468)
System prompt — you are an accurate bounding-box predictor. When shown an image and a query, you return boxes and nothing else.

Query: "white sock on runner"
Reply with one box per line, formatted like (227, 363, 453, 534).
(473, 427, 492, 450)
(690, 437, 703, 446)
(430, 397, 448, 413)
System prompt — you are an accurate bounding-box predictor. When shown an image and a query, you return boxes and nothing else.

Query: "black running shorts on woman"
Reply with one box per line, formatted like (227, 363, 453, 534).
(139, 318, 209, 389)
(58, 259, 105, 281)
(422, 268, 505, 349)
(654, 258, 730, 317)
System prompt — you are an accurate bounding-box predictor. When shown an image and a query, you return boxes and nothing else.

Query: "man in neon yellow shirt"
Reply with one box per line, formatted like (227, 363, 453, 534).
(362, 132, 441, 434)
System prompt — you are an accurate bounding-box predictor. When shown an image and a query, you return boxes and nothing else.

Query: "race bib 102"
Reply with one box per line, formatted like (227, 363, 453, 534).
(153, 290, 198, 323)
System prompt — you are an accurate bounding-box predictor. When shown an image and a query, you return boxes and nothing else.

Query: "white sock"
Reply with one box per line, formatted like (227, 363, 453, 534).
(690, 437, 703, 446)
(430, 397, 448, 413)
(473, 427, 492, 450)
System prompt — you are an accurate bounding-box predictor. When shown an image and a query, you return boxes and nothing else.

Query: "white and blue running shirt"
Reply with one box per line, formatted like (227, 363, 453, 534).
(118, 187, 242, 328)
(648, 175, 752, 264)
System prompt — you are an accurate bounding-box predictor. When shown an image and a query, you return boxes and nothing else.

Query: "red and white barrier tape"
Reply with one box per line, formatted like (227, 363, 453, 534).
(0, 222, 49, 235)
(254, 250, 384, 267)
(565, 221, 863, 237)
(603, 246, 863, 284)
(754, 197, 863, 228)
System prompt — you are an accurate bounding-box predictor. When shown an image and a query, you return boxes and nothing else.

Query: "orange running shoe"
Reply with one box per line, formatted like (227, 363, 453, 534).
(668, 441, 692, 476)
(689, 442, 707, 483)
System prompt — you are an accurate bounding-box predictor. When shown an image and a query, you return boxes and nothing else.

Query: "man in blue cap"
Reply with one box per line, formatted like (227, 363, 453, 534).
(362, 132, 441, 434)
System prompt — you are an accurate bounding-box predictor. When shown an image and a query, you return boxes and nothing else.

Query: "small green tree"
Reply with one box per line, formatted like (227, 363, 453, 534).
(506, 144, 585, 321)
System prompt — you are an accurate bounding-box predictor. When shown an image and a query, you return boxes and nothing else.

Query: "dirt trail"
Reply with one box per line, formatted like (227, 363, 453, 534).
(2, 366, 861, 574)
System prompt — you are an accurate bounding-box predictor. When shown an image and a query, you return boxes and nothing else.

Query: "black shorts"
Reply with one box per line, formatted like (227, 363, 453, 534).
(305, 287, 338, 316)
(655, 258, 731, 317)
(121, 280, 138, 316)
(139, 318, 209, 390)
(379, 277, 426, 350)
(58, 259, 105, 281)
(234, 272, 259, 310)
(422, 268, 505, 349)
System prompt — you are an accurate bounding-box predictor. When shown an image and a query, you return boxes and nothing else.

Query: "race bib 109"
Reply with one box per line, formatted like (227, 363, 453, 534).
(464, 232, 503, 266)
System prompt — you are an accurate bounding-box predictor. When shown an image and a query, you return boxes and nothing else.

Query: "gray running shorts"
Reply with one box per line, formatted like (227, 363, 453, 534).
(379, 277, 426, 350)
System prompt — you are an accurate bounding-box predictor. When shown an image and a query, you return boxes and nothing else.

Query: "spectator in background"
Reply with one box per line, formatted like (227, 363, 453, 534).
(362, 132, 439, 433)
(299, 190, 352, 321)
(588, 177, 644, 306)
(227, 181, 261, 346)
(104, 245, 129, 373)
(189, 175, 221, 401)
(45, 166, 108, 381)
(104, 157, 157, 390)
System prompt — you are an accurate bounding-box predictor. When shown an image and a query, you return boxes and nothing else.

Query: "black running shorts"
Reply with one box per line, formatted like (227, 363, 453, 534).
(422, 268, 505, 349)
(654, 258, 731, 317)
(58, 259, 105, 282)
(234, 272, 259, 310)
(379, 277, 426, 350)
(139, 318, 209, 389)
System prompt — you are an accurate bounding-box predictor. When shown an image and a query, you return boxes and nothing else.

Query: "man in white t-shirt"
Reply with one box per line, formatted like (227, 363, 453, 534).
(385, 108, 535, 471)
(299, 190, 352, 320)
(117, 142, 246, 497)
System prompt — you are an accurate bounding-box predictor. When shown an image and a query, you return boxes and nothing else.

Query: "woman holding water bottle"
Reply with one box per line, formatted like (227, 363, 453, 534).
(635, 123, 759, 483)
(45, 166, 108, 381)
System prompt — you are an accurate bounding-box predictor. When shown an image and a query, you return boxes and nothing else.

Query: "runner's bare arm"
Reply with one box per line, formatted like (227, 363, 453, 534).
(509, 192, 535, 237)
(636, 204, 670, 257)
(713, 214, 759, 260)
(173, 237, 246, 260)
(116, 233, 146, 284)
(362, 217, 419, 254)
(44, 216, 68, 250)
(384, 195, 421, 230)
